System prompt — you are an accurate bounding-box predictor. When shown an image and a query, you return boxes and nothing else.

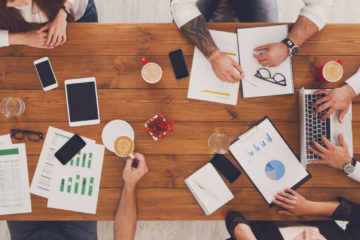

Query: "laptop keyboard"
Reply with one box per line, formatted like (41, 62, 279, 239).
(305, 94, 331, 160)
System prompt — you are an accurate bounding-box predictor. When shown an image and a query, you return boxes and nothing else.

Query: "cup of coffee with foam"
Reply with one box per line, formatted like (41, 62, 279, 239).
(113, 136, 135, 158)
(141, 58, 162, 84)
(317, 60, 344, 83)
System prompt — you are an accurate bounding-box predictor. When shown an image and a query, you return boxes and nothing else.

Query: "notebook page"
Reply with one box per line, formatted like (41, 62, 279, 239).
(237, 25, 294, 98)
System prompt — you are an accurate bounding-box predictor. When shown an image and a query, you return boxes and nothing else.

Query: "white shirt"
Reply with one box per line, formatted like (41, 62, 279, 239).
(171, 0, 334, 30)
(346, 68, 360, 95)
(0, 0, 88, 47)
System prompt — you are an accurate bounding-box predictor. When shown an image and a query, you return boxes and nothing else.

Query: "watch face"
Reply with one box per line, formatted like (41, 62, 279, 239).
(291, 47, 299, 56)
(345, 164, 355, 174)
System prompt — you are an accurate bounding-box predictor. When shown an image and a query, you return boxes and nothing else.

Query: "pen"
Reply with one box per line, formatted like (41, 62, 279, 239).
(194, 180, 220, 200)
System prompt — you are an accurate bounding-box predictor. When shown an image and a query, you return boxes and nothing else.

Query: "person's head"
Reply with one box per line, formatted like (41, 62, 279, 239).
(5, 0, 31, 8)
(0, 0, 73, 33)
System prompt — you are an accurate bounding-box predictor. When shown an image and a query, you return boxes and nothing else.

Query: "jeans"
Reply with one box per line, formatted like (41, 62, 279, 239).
(7, 221, 98, 240)
(76, 0, 98, 23)
(197, 0, 278, 22)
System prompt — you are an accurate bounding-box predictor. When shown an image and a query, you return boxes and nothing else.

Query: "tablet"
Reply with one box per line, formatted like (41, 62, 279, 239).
(64, 77, 100, 127)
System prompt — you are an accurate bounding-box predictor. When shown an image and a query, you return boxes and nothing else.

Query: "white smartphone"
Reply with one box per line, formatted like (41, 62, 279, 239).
(64, 77, 100, 127)
(34, 57, 58, 91)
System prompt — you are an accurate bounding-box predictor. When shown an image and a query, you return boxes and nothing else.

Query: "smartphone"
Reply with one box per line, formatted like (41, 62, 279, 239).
(34, 57, 58, 91)
(169, 49, 189, 79)
(55, 134, 86, 165)
(210, 154, 241, 183)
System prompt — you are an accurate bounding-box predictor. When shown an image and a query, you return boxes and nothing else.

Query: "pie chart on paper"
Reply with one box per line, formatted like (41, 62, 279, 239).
(265, 160, 285, 180)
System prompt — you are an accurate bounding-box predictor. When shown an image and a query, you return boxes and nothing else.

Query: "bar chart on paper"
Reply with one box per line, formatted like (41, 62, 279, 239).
(60, 175, 95, 197)
(69, 152, 93, 169)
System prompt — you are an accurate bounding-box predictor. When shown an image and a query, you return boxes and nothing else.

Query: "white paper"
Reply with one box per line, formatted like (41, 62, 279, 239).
(237, 25, 294, 98)
(188, 30, 240, 105)
(185, 163, 234, 215)
(47, 143, 105, 214)
(30, 126, 95, 198)
(0, 134, 12, 145)
(0, 143, 31, 215)
(229, 118, 309, 204)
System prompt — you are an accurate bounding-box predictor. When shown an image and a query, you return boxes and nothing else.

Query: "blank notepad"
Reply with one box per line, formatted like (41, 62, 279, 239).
(184, 163, 234, 216)
(237, 25, 294, 98)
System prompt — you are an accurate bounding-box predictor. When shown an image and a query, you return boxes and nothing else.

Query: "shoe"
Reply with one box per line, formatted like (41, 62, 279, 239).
(225, 211, 250, 239)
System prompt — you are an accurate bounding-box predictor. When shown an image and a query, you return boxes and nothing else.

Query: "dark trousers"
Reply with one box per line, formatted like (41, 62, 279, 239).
(7, 221, 98, 240)
(76, 0, 98, 23)
(197, 0, 278, 22)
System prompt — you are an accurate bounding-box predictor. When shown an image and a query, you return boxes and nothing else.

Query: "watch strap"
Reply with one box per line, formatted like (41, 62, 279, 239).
(61, 6, 71, 16)
(351, 158, 357, 166)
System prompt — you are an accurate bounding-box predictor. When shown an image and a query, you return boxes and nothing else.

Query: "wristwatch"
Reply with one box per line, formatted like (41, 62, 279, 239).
(344, 158, 357, 174)
(281, 38, 299, 56)
(61, 6, 71, 16)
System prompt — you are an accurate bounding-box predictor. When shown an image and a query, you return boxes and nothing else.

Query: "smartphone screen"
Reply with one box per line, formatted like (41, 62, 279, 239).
(169, 49, 189, 79)
(35, 60, 57, 88)
(210, 154, 241, 183)
(55, 134, 86, 165)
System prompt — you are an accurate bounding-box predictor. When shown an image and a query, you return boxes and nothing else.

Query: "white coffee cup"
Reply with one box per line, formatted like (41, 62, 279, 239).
(141, 58, 162, 84)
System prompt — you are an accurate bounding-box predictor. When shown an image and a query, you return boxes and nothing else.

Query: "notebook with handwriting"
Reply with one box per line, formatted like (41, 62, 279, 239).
(237, 25, 294, 98)
(184, 163, 234, 216)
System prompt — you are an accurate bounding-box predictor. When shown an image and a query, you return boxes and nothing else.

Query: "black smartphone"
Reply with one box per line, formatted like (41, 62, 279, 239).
(55, 134, 86, 165)
(210, 154, 241, 183)
(169, 49, 189, 79)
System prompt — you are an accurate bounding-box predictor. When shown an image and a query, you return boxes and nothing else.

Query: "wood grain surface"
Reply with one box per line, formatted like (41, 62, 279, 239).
(0, 23, 359, 221)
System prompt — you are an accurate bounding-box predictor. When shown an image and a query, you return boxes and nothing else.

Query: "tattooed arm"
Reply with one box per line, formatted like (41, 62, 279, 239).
(180, 16, 244, 83)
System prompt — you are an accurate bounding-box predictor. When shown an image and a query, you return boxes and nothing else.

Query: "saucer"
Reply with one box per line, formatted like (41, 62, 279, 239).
(101, 120, 135, 153)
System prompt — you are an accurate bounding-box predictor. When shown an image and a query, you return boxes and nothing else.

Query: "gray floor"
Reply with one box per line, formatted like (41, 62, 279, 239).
(1, 0, 359, 239)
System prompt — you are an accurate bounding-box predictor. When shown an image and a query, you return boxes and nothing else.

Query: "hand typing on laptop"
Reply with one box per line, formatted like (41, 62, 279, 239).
(307, 134, 352, 169)
(311, 85, 356, 123)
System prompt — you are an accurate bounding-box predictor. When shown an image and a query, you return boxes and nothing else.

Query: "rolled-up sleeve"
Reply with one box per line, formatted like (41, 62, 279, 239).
(346, 68, 360, 96)
(299, 0, 334, 30)
(171, 0, 201, 28)
(0, 30, 9, 48)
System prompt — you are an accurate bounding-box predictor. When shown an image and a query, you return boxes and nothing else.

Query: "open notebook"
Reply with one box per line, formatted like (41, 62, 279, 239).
(237, 25, 294, 98)
(184, 163, 234, 215)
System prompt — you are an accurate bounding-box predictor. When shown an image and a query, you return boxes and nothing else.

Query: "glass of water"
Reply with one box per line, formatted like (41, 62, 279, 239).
(208, 133, 230, 154)
(0, 97, 25, 117)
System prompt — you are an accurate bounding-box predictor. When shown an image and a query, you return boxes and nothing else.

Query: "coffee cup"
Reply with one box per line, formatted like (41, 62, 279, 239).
(141, 58, 162, 84)
(113, 136, 135, 158)
(317, 60, 344, 83)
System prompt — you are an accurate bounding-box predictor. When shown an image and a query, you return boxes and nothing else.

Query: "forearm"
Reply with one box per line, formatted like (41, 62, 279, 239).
(180, 15, 218, 58)
(9, 33, 26, 46)
(288, 16, 319, 46)
(306, 201, 340, 217)
(114, 185, 137, 240)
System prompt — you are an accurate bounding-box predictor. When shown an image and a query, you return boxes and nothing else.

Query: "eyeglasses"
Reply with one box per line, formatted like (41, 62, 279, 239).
(254, 68, 287, 87)
(10, 129, 43, 142)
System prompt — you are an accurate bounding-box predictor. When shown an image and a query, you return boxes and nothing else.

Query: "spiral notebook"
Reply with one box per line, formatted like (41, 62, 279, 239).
(237, 25, 294, 98)
(184, 163, 234, 216)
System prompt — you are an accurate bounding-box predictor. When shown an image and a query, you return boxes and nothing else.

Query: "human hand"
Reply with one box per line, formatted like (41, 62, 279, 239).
(37, 10, 68, 48)
(312, 85, 356, 123)
(22, 31, 49, 48)
(209, 50, 245, 83)
(122, 152, 148, 189)
(307, 134, 351, 169)
(273, 188, 312, 217)
(253, 42, 289, 67)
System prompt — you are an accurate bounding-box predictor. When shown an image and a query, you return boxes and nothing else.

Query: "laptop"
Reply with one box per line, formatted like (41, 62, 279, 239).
(299, 88, 353, 166)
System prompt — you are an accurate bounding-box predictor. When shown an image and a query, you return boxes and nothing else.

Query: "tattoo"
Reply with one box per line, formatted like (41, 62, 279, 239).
(180, 15, 218, 57)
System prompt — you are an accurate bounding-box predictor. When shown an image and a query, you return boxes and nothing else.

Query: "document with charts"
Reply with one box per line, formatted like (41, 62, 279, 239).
(188, 30, 240, 105)
(229, 117, 311, 206)
(47, 143, 105, 214)
(237, 25, 294, 98)
(30, 126, 95, 198)
(0, 143, 32, 215)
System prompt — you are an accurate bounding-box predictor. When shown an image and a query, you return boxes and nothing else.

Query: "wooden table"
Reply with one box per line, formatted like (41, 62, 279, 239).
(0, 23, 360, 221)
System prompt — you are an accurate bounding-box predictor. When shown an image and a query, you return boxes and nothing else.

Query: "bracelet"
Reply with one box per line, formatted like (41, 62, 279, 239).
(61, 6, 71, 16)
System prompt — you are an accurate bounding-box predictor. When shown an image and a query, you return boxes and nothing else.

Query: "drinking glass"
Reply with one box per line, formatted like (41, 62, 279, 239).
(208, 133, 230, 154)
(0, 97, 25, 117)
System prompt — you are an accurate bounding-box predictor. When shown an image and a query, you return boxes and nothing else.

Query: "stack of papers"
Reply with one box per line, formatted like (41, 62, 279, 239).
(184, 163, 234, 215)
(30, 127, 105, 214)
(0, 135, 32, 215)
